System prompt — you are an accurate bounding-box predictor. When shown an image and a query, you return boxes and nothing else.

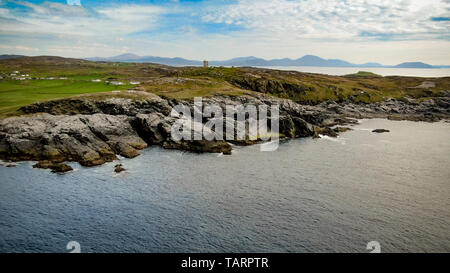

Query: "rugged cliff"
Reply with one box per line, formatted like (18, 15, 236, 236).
(1, 90, 448, 172)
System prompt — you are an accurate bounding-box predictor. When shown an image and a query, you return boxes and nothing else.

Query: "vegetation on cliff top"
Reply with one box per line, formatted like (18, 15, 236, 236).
(0, 56, 449, 117)
(0, 79, 134, 116)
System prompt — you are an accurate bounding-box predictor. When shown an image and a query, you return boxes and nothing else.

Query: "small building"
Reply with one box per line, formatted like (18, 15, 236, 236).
(203, 60, 209, 68)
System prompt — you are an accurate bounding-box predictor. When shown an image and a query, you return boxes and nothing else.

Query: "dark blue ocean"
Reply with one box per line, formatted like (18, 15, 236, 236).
(1, 119, 449, 253)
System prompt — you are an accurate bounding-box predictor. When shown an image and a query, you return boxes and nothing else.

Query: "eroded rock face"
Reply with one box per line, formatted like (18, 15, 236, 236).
(20, 96, 173, 117)
(1, 114, 119, 166)
(79, 114, 147, 159)
(317, 97, 450, 122)
(133, 113, 171, 145)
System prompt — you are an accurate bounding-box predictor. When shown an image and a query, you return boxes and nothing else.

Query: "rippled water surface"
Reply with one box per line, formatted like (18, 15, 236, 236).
(1, 119, 449, 253)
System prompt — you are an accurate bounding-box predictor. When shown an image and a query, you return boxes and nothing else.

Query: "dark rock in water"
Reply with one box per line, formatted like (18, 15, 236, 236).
(33, 160, 73, 173)
(333, 127, 353, 133)
(6, 164, 16, 167)
(51, 163, 73, 173)
(314, 127, 339, 138)
(278, 115, 296, 138)
(372, 129, 390, 133)
(163, 140, 232, 155)
(110, 142, 140, 158)
(292, 117, 315, 137)
(114, 164, 126, 173)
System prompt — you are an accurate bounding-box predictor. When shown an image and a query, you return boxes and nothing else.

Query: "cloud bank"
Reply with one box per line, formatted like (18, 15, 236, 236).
(0, 0, 449, 64)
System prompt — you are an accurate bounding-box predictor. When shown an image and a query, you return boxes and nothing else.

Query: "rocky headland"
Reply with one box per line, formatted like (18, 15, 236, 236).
(1, 91, 448, 173)
(1, 57, 449, 172)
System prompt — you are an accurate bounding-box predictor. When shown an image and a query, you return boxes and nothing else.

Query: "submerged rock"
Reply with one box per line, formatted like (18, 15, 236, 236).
(372, 129, 390, 133)
(33, 160, 73, 173)
(50, 163, 73, 173)
(163, 140, 232, 155)
(114, 164, 126, 173)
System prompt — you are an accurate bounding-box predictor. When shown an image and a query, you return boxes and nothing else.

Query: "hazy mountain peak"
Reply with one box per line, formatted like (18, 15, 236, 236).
(394, 62, 433, 68)
(109, 53, 141, 60)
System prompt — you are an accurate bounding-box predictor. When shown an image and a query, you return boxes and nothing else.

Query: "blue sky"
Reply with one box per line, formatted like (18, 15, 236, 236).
(0, 0, 449, 64)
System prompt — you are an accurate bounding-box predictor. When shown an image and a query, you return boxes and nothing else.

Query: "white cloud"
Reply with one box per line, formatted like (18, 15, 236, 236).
(0, 0, 449, 64)
(203, 0, 450, 40)
(1, 2, 164, 37)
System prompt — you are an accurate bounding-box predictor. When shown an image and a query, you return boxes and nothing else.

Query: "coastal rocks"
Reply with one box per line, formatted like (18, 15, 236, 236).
(20, 95, 173, 117)
(33, 160, 73, 173)
(292, 117, 315, 137)
(133, 113, 171, 144)
(230, 77, 314, 97)
(278, 116, 296, 138)
(79, 114, 147, 158)
(388, 113, 441, 122)
(276, 115, 314, 138)
(2, 92, 449, 169)
(0, 114, 147, 166)
(20, 99, 97, 115)
(321, 117, 358, 127)
(317, 96, 450, 122)
(372, 129, 390, 133)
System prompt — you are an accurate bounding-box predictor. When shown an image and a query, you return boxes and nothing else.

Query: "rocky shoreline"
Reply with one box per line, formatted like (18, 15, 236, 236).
(1, 92, 449, 173)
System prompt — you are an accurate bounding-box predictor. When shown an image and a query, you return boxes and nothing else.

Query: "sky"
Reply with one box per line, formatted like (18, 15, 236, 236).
(0, 0, 449, 65)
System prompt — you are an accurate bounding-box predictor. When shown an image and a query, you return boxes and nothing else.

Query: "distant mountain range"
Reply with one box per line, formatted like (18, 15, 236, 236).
(86, 53, 202, 66)
(85, 54, 450, 69)
(1, 53, 449, 68)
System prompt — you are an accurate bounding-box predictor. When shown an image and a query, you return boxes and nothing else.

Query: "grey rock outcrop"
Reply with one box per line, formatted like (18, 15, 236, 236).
(1, 92, 448, 169)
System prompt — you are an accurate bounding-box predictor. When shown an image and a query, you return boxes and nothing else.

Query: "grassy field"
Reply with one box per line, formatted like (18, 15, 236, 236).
(141, 76, 249, 100)
(1, 56, 449, 117)
(0, 79, 133, 116)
